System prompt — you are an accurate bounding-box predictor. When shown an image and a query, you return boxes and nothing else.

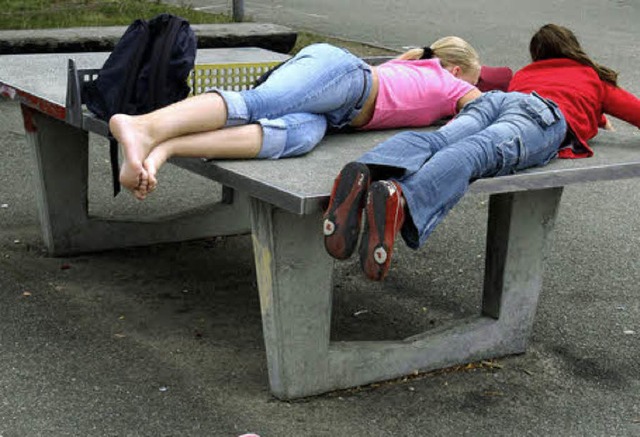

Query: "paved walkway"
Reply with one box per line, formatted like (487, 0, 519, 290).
(1, 7, 639, 435)
(1, 95, 638, 436)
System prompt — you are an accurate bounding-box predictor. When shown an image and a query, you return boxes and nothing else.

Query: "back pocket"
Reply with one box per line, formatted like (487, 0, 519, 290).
(521, 92, 561, 127)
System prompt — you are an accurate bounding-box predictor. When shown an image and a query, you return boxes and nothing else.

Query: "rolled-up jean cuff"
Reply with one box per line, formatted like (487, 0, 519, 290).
(256, 118, 287, 159)
(209, 88, 249, 127)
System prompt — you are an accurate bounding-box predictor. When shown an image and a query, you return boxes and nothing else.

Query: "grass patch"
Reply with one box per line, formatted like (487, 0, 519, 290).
(0, 0, 232, 30)
(0, 0, 397, 56)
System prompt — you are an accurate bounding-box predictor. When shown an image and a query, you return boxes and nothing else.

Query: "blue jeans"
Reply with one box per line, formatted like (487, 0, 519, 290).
(357, 91, 568, 249)
(214, 43, 372, 159)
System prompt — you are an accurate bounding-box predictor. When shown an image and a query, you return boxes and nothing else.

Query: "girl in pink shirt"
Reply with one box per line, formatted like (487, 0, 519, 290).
(360, 57, 476, 130)
(109, 37, 492, 199)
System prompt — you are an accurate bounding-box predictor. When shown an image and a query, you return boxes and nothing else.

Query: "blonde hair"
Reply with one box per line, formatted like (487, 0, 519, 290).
(398, 36, 481, 77)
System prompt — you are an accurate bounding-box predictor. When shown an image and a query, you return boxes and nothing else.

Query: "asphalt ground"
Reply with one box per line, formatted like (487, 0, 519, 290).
(2, 1, 640, 434)
(1, 96, 638, 436)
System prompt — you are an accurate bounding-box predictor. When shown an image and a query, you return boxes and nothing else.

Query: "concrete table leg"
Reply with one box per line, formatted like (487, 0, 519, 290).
(23, 106, 250, 255)
(482, 187, 564, 350)
(251, 188, 562, 399)
(327, 188, 563, 393)
(250, 198, 334, 399)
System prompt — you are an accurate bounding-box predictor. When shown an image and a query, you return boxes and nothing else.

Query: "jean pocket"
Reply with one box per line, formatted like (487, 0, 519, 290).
(494, 136, 524, 177)
(521, 92, 561, 127)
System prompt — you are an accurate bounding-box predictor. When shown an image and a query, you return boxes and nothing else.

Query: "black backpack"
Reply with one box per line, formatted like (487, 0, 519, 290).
(83, 13, 197, 195)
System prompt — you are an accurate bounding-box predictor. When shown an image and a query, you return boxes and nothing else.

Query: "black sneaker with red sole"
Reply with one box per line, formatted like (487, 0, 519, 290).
(323, 162, 371, 260)
(359, 180, 405, 281)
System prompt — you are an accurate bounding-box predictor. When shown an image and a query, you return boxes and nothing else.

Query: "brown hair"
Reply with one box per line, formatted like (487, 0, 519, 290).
(529, 23, 618, 86)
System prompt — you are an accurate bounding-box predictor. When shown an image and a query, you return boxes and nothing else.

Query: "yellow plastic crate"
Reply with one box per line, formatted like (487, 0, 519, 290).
(188, 61, 282, 95)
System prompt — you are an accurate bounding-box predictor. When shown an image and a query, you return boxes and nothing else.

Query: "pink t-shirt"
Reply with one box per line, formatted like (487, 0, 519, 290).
(360, 58, 475, 130)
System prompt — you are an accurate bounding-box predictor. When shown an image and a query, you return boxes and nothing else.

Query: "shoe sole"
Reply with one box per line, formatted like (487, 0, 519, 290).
(323, 162, 370, 260)
(360, 181, 400, 281)
(360, 182, 404, 281)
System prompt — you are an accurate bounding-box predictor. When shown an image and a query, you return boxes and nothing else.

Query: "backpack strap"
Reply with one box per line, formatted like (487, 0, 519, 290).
(109, 137, 121, 196)
(253, 60, 286, 88)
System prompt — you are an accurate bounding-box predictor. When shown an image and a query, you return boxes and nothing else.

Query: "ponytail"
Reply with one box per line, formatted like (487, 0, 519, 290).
(395, 37, 481, 80)
(420, 47, 434, 59)
(429, 36, 481, 78)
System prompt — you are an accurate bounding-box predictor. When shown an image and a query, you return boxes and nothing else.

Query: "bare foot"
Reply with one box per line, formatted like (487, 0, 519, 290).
(132, 167, 150, 201)
(109, 114, 155, 192)
(143, 146, 171, 193)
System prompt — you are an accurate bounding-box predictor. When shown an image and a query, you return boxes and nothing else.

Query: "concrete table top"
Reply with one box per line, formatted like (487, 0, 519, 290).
(2, 49, 639, 215)
(173, 127, 640, 215)
(0, 48, 289, 114)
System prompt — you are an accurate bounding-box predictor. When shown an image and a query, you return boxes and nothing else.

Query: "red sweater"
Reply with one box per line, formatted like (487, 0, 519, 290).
(508, 58, 640, 158)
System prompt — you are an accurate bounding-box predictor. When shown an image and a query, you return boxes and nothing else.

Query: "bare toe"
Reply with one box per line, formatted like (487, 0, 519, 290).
(143, 149, 167, 193)
(147, 169, 158, 192)
(119, 164, 144, 192)
(133, 189, 147, 201)
(133, 168, 150, 200)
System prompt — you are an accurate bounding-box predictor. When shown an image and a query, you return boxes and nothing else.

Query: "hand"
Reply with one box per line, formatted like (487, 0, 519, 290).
(601, 115, 615, 131)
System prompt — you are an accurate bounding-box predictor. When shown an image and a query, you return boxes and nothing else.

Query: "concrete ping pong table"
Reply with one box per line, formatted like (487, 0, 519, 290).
(1, 48, 639, 399)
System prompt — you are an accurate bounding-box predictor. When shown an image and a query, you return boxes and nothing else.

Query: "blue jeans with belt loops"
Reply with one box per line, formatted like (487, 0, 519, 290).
(212, 43, 372, 159)
(357, 91, 568, 249)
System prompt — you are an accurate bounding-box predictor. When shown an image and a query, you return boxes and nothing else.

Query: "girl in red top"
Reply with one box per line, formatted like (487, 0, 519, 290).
(323, 24, 640, 281)
(509, 24, 640, 158)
